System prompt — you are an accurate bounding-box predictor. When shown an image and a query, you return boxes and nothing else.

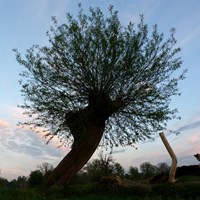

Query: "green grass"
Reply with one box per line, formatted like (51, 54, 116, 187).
(0, 189, 200, 200)
(1, 180, 200, 200)
(49, 196, 200, 200)
(0, 188, 42, 200)
(176, 175, 200, 182)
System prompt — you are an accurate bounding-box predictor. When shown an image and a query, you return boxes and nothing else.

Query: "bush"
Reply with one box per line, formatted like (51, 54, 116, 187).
(151, 182, 200, 199)
(0, 188, 43, 200)
(65, 183, 96, 197)
(28, 170, 44, 188)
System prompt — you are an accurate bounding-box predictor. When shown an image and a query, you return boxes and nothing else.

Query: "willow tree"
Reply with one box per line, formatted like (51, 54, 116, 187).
(14, 5, 186, 187)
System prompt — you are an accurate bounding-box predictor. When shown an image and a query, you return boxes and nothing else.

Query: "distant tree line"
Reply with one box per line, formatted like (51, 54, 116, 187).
(0, 162, 54, 189)
(72, 153, 170, 184)
(0, 154, 170, 189)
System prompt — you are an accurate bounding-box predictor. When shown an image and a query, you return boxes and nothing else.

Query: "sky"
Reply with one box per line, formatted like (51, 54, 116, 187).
(0, 0, 200, 181)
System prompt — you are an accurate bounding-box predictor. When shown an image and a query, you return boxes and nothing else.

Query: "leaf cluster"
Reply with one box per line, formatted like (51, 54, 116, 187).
(14, 5, 186, 148)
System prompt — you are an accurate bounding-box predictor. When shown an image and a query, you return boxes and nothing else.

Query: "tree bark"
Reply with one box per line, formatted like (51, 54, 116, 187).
(45, 94, 125, 188)
(45, 123, 105, 187)
(159, 132, 177, 183)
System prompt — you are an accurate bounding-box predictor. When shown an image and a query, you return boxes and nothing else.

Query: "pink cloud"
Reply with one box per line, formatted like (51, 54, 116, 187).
(188, 135, 200, 144)
(7, 106, 28, 122)
(1, 105, 69, 151)
(18, 123, 69, 153)
(0, 119, 12, 137)
(0, 120, 10, 129)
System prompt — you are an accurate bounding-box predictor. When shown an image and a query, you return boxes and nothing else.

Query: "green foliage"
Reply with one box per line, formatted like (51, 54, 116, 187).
(47, 184, 65, 198)
(1, 160, 200, 199)
(9, 176, 28, 189)
(71, 157, 170, 184)
(15, 176, 28, 189)
(14, 5, 186, 148)
(83, 153, 114, 181)
(0, 188, 43, 200)
(176, 175, 200, 182)
(37, 162, 54, 176)
(27, 162, 54, 188)
(28, 170, 44, 188)
(157, 162, 170, 174)
(37, 162, 54, 182)
(66, 183, 96, 197)
(127, 166, 142, 180)
(140, 162, 159, 178)
(1, 183, 200, 200)
(0, 177, 9, 188)
(127, 162, 170, 180)
(113, 162, 125, 176)
(151, 182, 200, 199)
(79, 153, 124, 183)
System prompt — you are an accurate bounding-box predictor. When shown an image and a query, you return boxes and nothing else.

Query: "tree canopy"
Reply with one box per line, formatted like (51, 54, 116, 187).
(14, 5, 186, 186)
(15, 5, 185, 149)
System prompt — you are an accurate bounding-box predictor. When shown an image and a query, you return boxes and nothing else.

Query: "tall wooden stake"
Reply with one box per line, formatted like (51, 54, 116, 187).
(159, 132, 177, 183)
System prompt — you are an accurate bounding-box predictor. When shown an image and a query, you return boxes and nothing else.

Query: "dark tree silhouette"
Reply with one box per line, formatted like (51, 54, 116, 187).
(128, 166, 141, 180)
(113, 163, 125, 177)
(83, 152, 122, 181)
(140, 162, 158, 178)
(71, 153, 124, 184)
(14, 5, 186, 187)
(29, 170, 44, 188)
(157, 162, 170, 174)
(37, 162, 54, 176)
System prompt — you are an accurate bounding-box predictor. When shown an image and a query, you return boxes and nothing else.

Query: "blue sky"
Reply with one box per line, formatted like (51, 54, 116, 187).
(0, 0, 200, 180)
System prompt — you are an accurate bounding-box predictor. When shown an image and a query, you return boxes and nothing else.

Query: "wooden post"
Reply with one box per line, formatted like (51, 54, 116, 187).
(159, 132, 177, 183)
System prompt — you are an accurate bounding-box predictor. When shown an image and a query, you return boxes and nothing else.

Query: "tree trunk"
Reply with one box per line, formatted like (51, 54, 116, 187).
(45, 123, 105, 188)
(159, 132, 177, 183)
(45, 94, 125, 188)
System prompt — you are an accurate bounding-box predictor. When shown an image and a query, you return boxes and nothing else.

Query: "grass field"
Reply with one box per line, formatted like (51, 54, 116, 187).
(1, 177, 200, 200)
(0, 189, 200, 200)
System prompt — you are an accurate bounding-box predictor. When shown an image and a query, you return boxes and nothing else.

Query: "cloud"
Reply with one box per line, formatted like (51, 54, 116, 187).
(0, 119, 12, 138)
(176, 120, 200, 132)
(0, 105, 70, 157)
(0, 120, 10, 128)
(0, 118, 68, 160)
(177, 154, 199, 167)
(163, 118, 200, 165)
(112, 149, 126, 154)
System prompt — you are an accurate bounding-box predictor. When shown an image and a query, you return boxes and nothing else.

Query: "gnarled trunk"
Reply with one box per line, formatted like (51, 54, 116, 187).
(45, 94, 125, 188)
(46, 123, 105, 187)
